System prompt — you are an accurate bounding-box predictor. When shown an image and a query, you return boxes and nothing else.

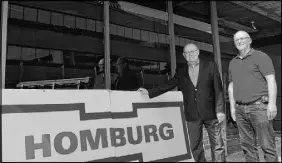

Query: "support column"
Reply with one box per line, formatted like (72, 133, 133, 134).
(1, 1, 8, 89)
(104, 1, 111, 89)
(210, 1, 223, 80)
(167, 1, 176, 78)
(210, 1, 227, 157)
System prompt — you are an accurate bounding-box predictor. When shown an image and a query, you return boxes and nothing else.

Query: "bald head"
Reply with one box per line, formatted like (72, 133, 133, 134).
(98, 58, 104, 65)
(183, 43, 200, 63)
(98, 58, 104, 73)
(234, 31, 251, 40)
(183, 43, 198, 52)
(233, 30, 252, 51)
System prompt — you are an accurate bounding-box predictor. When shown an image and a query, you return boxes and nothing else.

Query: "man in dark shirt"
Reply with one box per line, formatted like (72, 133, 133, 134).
(228, 30, 278, 162)
(112, 57, 140, 91)
(138, 43, 226, 162)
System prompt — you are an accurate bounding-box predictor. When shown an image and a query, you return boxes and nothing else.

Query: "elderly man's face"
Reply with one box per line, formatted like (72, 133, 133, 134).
(183, 44, 199, 63)
(98, 59, 104, 72)
(233, 31, 252, 51)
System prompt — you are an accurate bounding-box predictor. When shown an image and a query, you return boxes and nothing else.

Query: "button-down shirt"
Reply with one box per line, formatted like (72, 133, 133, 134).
(188, 60, 200, 87)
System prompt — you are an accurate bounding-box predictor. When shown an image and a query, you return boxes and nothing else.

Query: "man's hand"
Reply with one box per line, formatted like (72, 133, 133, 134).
(230, 108, 236, 121)
(267, 104, 277, 120)
(137, 88, 149, 96)
(217, 112, 226, 123)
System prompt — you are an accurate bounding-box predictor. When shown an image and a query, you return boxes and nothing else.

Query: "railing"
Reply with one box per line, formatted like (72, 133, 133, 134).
(16, 77, 91, 89)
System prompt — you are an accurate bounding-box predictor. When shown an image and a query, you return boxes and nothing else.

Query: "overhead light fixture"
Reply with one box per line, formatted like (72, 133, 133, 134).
(251, 21, 256, 30)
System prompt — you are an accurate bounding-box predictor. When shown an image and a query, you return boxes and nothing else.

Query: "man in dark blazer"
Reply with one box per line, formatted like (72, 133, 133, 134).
(138, 43, 226, 162)
(112, 56, 140, 91)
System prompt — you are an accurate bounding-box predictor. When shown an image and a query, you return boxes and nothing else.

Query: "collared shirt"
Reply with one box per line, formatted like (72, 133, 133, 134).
(229, 48, 275, 102)
(188, 59, 200, 87)
(235, 48, 254, 60)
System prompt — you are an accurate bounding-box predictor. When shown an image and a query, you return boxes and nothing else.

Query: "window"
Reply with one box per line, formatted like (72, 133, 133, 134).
(50, 50, 63, 64)
(110, 24, 117, 35)
(38, 10, 50, 24)
(51, 12, 63, 26)
(10, 4, 23, 19)
(124, 27, 133, 38)
(36, 49, 50, 63)
(63, 51, 75, 67)
(22, 47, 36, 61)
(24, 7, 37, 21)
(76, 17, 86, 30)
(74, 52, 96, 69)
(7, 46, 21, 60)
(95, 21, 103, 33)
(86, 19, 96, 31)
(158, 33, 166, 44)
(141, 30, 149, 41)
(165, 34, 169, 44)
(132, 29, 141, 40)
(116, 25, 125, 37)
(149, 32, 157, 43)
(159, 62, 167, 71)
(64, 15, 75, 28)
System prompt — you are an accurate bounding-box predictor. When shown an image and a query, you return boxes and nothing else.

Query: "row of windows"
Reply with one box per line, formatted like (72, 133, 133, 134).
(7, 45, 168, 73)
(8, 3, 213, 50)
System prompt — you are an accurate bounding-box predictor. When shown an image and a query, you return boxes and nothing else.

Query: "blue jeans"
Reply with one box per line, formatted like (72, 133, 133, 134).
(236, 103, 278, 162)
(187, 119, 225, 162)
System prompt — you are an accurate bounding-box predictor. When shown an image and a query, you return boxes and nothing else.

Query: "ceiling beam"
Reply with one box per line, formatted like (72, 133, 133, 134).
(251, 27, 281, 39)
(218, 19, 258, 33)
(230, 1, 281, 23)
(173, 1, 204, 7)
(173, 1, 190, 7)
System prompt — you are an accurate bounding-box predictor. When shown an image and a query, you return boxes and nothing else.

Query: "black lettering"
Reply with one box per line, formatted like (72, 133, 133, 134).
(144, 125, 159, 143)
(110, 128, 126, 147)
(54, 132, 78, 155)
(25, 134, 51, 160)
(127, 126, 142, 145)
(80, 129, 108, 151)
(159, 123, 174, 140)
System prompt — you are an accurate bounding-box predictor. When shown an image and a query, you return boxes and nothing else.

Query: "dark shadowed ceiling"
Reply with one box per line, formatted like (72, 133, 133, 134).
(128, 1, 281, 47)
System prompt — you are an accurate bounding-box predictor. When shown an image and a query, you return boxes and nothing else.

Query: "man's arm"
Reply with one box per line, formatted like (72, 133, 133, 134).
(265, 74, 277, 105)
(213, 62, 224, 114)
(256, 52, 276, 120)
(265, 74, 277, 120)
(148, 73, 179, 98)
(228, 82, 236, 121)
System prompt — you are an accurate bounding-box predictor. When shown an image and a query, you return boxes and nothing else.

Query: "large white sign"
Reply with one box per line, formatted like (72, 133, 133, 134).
(2, 89, 194, 162)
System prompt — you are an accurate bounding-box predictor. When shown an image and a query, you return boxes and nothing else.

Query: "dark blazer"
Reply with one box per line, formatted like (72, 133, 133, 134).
(148, 59, 224, 121)
(112, 69, 140, 91)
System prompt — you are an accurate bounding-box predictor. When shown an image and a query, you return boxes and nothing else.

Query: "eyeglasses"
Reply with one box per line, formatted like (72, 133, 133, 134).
(234, 37, 250, 43)
(183, 49, 198, 55)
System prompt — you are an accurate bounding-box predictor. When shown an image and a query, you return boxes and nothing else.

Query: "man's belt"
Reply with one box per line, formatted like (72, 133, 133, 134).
(236, 100, 268, 106)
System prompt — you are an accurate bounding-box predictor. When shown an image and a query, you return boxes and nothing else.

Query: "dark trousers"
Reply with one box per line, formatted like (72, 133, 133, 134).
(187, 119, 225, 162)
(236, 104, 278, 162)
